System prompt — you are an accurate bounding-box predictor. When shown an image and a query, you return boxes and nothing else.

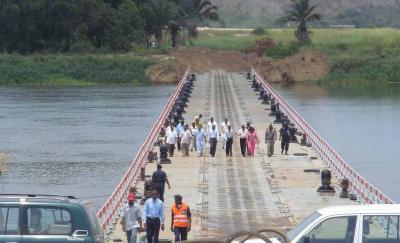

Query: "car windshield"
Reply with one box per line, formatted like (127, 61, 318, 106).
(287, 211, 321, 241)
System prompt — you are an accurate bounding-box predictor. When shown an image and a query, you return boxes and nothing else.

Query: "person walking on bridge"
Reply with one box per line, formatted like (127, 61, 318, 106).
(220, 118, 230, 150)
(193, 114, 203, 129)
(180, 124, 191, 157)
(209, 124, 219, 157)
(207, 117, 218, 136)
(166, 126, 178, 157)
(176, 120, 185, 152)
(246, 126, 259, 157)
(280, 123, 290, 155)
(143, 190, 165, 243)
(225, 125, 234, 157)
(195, 125, 207, 157)
(265, 124, 277, 157)
(171, 195, 191, 242)
(152, 164, 171, 202)
(190, 122, 197, 152)
(237, 125, 247, 157)
(121, 193, 143, 243)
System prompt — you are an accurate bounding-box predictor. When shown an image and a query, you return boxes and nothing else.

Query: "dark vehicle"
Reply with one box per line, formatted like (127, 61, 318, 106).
(0, 194, 104, 243)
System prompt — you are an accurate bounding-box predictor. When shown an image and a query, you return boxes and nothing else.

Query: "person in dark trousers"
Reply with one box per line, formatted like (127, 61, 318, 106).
(279, 123, 290, 155)
(208, 125, 218, 157)
(166, 126, 177, 157)
(225, 125, 234, 157)
(175, 120, 185, 151)
(143, 190, 165, 243)
(151, 164, 171, 202)
(171, 195, 191, 242)
(237, 125, 247, 157)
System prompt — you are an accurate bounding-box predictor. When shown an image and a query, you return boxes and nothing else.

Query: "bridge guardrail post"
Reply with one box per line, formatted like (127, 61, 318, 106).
(251, 67, 394, 206)
(96, 67, 191, 234)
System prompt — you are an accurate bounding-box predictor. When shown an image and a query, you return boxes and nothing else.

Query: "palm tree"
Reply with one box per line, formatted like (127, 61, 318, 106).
(141, 0, 180, 45)
(279, 0, 321, 42)
(184, 0, 219, 37)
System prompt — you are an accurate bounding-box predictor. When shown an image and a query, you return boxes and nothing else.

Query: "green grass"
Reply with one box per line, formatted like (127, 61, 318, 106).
(189, 30, 257, 50)
(0, 54, 154, 86)
(191, 28, 400, 83)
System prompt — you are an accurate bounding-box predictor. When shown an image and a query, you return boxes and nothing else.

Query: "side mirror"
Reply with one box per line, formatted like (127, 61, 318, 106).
(72, 230, 89, 237)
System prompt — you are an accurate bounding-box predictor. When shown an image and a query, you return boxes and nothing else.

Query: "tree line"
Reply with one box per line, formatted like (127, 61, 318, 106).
(0, 0, 219, 53)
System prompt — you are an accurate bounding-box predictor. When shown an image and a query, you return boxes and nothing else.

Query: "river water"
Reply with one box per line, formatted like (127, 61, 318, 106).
(0, 81, 399, 208)
(0, 85, 173, 208)
(274, 82, 400, 202)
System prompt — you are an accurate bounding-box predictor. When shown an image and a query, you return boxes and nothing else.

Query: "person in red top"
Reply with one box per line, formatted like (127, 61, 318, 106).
(246, 126, 259, 157)
(170, 195, 191, 242)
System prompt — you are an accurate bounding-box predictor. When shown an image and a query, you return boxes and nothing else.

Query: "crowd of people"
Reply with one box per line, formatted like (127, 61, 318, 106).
(163, 114, 285, 159)
(119, 114, 293, 243)
(120, 189, 191, 243)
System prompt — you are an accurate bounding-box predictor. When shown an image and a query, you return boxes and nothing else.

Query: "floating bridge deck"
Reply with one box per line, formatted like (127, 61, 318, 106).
(100, 69, 393, 242)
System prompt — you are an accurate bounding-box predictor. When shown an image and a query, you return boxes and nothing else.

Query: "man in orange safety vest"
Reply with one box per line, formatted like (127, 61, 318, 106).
(170, 194, 191, 242)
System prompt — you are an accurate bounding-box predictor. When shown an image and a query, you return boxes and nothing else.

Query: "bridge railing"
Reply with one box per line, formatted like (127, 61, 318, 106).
(97, 67, 191, 236)
(251, 67, 394, 205)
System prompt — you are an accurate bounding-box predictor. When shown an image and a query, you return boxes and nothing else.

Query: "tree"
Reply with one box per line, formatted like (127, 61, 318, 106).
(140, 0, 180, 45)
(178, 0, 219, 37)
(279, 0, 321, 43)
(103, 0, 144, 50)
(190, 0, 219, 23)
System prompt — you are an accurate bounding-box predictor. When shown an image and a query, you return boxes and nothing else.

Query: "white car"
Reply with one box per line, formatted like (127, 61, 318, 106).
(249, 204, 400, 243)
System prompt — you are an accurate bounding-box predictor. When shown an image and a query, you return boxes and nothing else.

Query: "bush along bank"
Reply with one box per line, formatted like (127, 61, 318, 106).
(0, 54, 154, 85)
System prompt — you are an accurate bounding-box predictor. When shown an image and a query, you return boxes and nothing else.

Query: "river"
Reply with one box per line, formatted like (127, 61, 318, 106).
(274, 82, 400, 202)
(0, 85, 174, 208)
(0, 81, 399, 208)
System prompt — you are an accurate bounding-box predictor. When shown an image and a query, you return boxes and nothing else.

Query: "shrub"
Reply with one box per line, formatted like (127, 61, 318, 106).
(265, 42, 301, 59)
(252, 27, 267, 36)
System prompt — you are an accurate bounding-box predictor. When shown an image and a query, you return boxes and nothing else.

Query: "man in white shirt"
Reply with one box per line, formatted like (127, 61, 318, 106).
(208, 124, 219, 157)
(166, 126, 178, 157)
(190, 122, 197, 152)
(121, 193, 143, 243)
(236, 124, 248, 157)
(219, 118, 231, 150)
(180, 125, 192, 157)
(207, 117, 218, 136)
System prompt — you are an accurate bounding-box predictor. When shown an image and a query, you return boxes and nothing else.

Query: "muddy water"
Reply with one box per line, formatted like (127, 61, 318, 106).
(273, 82, 400, 202)
(0, 85, 173, 208)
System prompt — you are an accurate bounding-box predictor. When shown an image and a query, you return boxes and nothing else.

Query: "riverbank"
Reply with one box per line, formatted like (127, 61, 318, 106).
(1, 28, 399, 85)
(0, 54, 154, 85)
(191, 28, 400, 83)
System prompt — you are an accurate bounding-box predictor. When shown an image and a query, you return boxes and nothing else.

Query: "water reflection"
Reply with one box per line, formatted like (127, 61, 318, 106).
(0, 85, 173, 208)
(274, 81, 400, 202)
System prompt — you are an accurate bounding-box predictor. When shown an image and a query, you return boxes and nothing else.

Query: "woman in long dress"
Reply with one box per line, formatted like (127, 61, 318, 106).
(246, 126, 259, 157)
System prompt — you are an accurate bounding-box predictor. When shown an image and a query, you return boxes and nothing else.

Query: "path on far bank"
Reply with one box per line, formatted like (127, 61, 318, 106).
(148, 47, 330, 84)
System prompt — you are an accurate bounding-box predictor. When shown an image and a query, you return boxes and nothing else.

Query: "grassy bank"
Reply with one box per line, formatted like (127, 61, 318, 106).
(192, 28, 400, 83)
(0, 54, 154, 85)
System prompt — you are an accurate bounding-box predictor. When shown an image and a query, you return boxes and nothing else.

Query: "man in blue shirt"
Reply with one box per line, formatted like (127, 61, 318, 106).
(143, 190, 165, 243)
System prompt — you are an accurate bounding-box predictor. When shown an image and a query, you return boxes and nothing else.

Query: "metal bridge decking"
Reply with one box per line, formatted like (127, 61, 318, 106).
(99, 68, 394, 242)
